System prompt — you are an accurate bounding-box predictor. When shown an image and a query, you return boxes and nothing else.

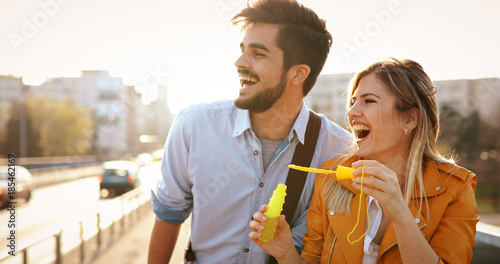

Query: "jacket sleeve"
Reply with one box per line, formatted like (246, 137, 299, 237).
(430, 171, 479, 264)
(301, 175, 328, 264)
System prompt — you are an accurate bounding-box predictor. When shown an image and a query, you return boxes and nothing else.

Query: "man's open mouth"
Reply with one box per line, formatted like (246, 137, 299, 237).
(239, 75, 258, 87)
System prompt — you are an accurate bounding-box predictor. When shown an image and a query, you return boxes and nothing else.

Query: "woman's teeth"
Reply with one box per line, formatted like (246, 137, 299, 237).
(352, 125, 370, 141)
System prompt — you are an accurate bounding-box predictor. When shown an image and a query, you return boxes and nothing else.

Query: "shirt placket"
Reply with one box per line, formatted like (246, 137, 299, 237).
(237, 131, 266, 263)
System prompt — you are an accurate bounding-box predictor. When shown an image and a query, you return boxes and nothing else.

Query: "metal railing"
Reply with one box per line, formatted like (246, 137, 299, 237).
(0, 187, 151, 264)
(475, 222, 500, 248)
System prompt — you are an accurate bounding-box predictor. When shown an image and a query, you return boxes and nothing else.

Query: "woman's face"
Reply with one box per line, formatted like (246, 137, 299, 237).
(348, 73, 409, 162)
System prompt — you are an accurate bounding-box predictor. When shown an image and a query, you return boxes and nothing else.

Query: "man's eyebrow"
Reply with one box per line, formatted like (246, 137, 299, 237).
(240, 42, 270, 52)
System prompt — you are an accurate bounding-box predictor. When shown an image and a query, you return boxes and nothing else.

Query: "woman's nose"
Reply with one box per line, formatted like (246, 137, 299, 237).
(347, 102, 361, 118)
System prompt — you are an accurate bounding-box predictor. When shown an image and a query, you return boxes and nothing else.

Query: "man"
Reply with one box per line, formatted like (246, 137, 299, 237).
(148, 0, 351, 263)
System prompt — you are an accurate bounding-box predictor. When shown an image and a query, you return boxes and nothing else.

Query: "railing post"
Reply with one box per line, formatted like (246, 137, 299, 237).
(79, 221, 85, 262)
(22, 248, 28, 264)
(54, 231, 62, 264)
(97, 213, 102, 248)
(121, 200, 125, 232)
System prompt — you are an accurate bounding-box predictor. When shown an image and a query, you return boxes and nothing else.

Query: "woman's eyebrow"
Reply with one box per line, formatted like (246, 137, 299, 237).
(359, 92, 381, 99)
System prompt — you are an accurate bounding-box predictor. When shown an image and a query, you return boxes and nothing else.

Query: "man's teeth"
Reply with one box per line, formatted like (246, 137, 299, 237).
(239, 76, 258, 83)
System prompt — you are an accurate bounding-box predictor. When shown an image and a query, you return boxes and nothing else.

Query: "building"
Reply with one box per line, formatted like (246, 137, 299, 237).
(305, 72, 354, 128)
(434, 78, 500, 127)
(0, 75, 24, 107)
(0, 75, 25, 136)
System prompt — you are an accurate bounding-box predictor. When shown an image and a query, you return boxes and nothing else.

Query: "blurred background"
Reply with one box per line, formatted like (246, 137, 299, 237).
(0, 0, 499, 263)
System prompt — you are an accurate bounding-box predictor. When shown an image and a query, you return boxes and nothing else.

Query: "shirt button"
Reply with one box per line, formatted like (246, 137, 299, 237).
(259, 182, 264, 187)
(434, 185, 441, 191)
(253, 150, 259, 155)
(415, 218, 421, 224)
(243, 248, 249, 253)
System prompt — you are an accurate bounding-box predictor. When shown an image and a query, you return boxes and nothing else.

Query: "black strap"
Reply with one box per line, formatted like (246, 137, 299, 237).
(267, 110, 321, 264)
(282, 110, 321, 225)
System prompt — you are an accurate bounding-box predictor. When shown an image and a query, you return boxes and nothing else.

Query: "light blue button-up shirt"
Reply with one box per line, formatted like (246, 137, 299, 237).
(152, 100, 351, 264)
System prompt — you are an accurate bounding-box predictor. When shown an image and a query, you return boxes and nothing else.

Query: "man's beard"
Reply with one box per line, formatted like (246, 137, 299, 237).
(234, 72, 287, 113)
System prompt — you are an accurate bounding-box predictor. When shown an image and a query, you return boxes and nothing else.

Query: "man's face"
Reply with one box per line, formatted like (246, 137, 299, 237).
(234, 23, 288, 113)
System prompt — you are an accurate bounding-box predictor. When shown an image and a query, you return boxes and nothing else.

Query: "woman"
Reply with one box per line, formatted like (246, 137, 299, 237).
(249, 58, 479, 263)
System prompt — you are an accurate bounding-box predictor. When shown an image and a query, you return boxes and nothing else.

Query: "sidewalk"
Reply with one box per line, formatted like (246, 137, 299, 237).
(92, 210, 191, 264)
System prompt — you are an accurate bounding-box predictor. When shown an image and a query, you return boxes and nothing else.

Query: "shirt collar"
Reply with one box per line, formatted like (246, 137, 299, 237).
(292, 102, 310, 144)
(233, 107, 251, 137)
(232, 101, 310, 142)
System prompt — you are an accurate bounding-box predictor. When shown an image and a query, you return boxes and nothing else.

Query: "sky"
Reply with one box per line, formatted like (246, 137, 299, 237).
(1, 0, 499, 113)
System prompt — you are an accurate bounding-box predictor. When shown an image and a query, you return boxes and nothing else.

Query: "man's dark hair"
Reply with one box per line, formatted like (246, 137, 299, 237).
(231, 0, 332, 96)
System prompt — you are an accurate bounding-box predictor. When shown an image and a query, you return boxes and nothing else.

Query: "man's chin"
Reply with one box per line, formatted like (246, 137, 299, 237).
(234, 97, 270, 113)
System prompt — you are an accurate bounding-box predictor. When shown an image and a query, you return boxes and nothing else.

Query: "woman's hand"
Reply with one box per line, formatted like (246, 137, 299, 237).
(350, 160, 412, 224)
(249, 204, 299, 261)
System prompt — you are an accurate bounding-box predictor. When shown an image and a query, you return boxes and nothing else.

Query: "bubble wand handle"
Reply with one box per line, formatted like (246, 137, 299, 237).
(258, 183, 287, 242)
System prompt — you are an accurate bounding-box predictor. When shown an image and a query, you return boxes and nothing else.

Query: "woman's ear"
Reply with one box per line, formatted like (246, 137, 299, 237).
(405, 107, 419, 130)
(290, 64, 311, 85)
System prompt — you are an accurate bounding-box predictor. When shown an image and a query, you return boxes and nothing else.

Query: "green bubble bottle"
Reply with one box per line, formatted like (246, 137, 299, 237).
(259, 183, 287, 242)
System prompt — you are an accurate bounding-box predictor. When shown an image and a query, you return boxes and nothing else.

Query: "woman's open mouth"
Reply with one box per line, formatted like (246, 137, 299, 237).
(353, 125, 371, 142)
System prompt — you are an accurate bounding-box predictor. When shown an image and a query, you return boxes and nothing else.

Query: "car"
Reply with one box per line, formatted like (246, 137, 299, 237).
(0, 165, 34, 208)
(98, 160, 140, 197)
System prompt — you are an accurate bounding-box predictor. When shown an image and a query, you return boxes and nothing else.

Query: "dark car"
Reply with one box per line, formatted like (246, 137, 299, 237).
(98, 161, 140, 197)
(0, 165, 34, 207)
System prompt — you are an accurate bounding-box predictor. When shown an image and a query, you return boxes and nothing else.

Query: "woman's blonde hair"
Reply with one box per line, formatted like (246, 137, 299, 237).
(323, 58, 454, 216)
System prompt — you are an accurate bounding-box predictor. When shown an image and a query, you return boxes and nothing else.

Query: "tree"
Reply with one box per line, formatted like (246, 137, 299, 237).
(25, 97, 95, 157)
(0, 100, 42, 157)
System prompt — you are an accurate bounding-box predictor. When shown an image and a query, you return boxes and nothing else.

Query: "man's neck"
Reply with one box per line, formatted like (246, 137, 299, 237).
(250, 102, 302, 140)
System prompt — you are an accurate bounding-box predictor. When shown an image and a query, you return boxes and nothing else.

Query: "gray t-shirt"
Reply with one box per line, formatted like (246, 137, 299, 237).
(257, 135, 283, 171)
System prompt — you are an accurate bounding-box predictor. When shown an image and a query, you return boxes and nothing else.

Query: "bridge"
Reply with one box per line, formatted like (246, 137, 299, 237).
(0, 159, 498, 263)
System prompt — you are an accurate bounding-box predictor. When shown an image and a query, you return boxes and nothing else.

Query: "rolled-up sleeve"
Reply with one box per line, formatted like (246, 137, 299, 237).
(152, 111, 194, 224)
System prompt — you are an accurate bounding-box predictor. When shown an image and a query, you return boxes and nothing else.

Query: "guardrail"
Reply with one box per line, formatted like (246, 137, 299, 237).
(475, 222, 500, 248)
(29, 164, 103, 188)
(0, 156, 99, 169)
(0, 187, 151, 264)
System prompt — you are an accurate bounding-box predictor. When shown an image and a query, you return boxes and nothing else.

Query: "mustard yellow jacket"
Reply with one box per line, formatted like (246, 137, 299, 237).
(301, 157, 479, 264)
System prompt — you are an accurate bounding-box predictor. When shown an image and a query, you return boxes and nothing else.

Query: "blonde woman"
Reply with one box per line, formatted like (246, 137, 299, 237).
(249, 58, 479, 263)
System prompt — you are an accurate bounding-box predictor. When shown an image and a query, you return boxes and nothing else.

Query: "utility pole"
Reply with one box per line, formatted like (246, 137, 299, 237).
(19, 85, 27, 157)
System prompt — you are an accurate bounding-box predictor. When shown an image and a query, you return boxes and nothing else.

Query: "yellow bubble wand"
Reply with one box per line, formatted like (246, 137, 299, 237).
(288, 164, 370, 245)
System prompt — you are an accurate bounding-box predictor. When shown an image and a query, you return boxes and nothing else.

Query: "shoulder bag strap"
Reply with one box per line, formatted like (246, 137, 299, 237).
(282, 110, 322, 226)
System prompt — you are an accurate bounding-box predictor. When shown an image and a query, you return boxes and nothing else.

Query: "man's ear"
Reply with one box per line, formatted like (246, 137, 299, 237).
(290, 64, 311, 85)
(405, 107, 419, 130)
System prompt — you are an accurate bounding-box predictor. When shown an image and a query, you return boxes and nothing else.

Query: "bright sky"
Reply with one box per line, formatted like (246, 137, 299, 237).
(1, 0, 499, 113)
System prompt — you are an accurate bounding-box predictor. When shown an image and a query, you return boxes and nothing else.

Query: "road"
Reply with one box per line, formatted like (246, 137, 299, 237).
(0, 163, 160, 264)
